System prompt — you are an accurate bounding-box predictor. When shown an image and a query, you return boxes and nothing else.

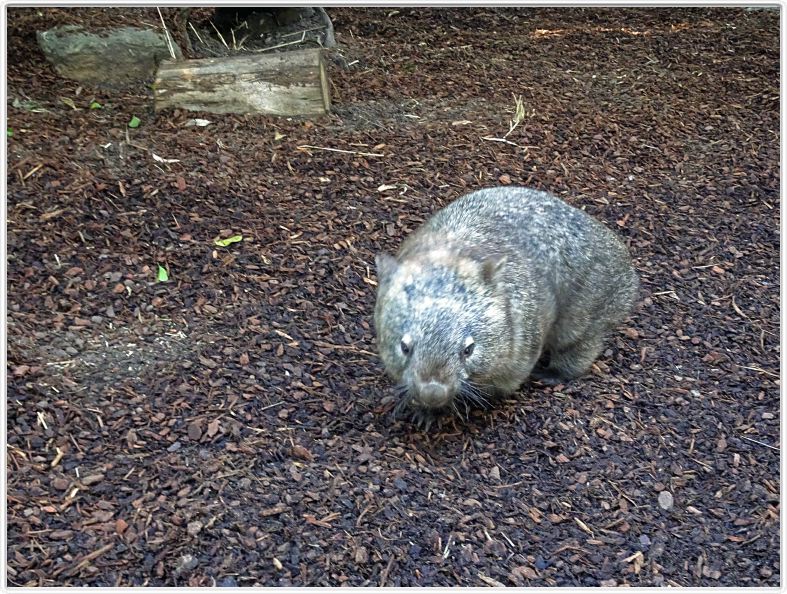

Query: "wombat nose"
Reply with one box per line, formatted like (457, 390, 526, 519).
(417, 381, 451, 408)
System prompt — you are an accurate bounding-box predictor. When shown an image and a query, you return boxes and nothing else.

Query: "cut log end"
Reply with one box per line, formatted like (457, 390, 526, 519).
(154, 48, 331, 117)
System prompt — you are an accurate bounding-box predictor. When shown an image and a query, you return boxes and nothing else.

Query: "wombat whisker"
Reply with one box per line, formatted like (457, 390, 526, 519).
(460, 389, 488, 410)
(459, 380, 492, 409)
(457, 393, 479, 409)
(418, 412, 434, 432)
(451, 398, 470, 422)
(462, 377, 491, 392)
(392, 388, 412, 419)
(460, 402, 469, 420)
(469, 382, 493, 399)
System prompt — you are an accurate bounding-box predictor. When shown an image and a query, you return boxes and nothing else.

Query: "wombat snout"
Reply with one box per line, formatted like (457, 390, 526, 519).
(413, 376, 453, 409)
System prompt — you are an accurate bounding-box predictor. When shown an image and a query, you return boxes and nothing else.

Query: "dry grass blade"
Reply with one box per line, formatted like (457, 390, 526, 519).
(503, 93, 526, 139)
(209, 20, 230, 50)
(156, 7, 177, 60)
(188, 21, 205, 46)
(297, 144, 385, 157)
(253, 31, 307, 53)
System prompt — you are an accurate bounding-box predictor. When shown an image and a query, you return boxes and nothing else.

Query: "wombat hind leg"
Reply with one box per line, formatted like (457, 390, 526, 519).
(533, 334, 604, 385)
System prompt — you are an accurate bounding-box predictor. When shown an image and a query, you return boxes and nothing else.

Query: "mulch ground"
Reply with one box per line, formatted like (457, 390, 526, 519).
(6, 7, 780, 587)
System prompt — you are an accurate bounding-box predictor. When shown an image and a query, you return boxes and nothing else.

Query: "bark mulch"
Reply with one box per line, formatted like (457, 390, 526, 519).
(6, 7, 779, 587)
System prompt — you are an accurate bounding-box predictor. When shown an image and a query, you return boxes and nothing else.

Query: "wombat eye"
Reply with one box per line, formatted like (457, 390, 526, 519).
(462, 338, 475, 358)
(400, 334, 413, 356)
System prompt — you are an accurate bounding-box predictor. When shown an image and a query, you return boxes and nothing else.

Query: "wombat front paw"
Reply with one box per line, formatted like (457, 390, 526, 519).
(530, 367, 570, 386)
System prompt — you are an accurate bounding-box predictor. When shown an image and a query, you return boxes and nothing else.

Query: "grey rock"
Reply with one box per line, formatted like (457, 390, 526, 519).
(658, 490, 674, 510)
(37, 25, 182, 87)
(186, 520, 203, 536)
(174, 553, 199, 575)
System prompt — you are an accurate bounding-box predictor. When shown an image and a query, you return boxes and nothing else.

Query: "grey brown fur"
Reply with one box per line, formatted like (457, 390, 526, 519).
(374, 186, 638, 427)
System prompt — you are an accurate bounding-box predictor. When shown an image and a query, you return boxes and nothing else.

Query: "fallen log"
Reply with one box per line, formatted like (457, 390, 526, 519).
(153, 48, 330, 116)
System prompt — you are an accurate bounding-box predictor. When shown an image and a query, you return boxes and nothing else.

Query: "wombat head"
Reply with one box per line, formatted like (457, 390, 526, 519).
(374, 248, 510, 426)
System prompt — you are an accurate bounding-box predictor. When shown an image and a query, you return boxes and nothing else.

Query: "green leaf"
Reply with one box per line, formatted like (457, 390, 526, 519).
(90, 101, 103, 110)
(128, 116, 141, 128)
(7, 127, 13, 138)
(157, 265, 169, 282)
(214, 235, 243, 247)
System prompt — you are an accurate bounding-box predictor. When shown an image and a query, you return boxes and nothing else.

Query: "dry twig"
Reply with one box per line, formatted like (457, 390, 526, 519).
(297, 145, 385, 158)
(157, 7, 177, 60)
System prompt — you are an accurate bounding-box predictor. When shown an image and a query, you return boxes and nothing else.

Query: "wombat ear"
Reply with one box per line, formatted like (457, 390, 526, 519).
(481, 255, 506, 285)
(375, 253, 399, 285)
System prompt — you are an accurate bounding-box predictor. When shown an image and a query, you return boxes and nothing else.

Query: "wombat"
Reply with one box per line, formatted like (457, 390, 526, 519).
(374, 186, 638, 428)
